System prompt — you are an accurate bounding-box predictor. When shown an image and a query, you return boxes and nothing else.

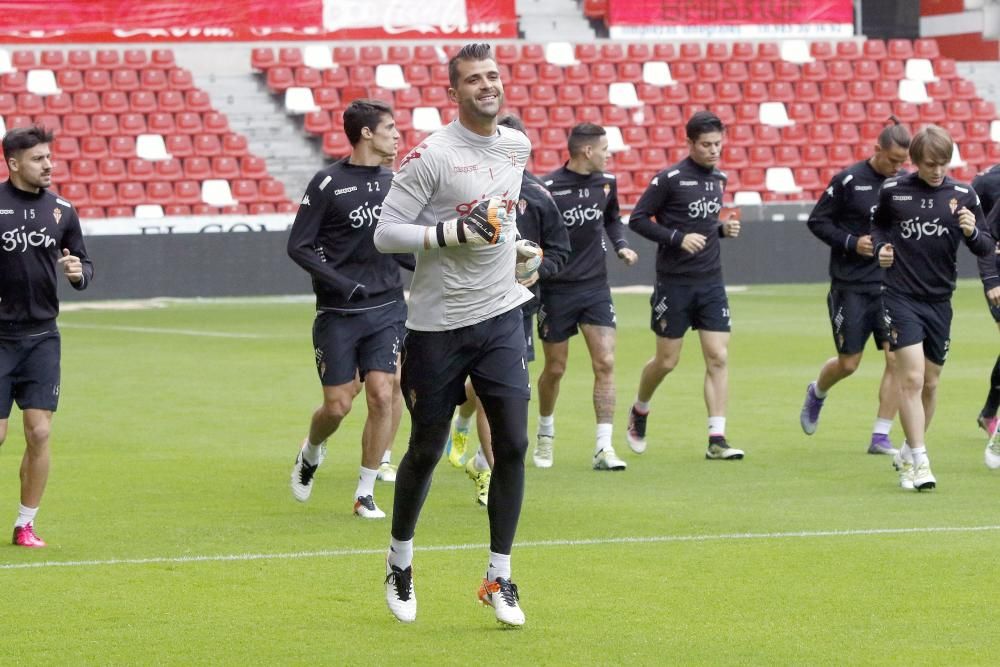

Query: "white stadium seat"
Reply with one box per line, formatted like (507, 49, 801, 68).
(201, 179, 237, 207)
(26, 69, 60, 96)
(766, 167, 802, 195)
(375, 64, 409, 90)
(136, 134, 172, 161)
(284, 87, 319, 114)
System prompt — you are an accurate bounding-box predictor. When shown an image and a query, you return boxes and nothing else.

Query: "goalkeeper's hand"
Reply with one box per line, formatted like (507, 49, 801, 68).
(434, 196, 508, 247)
(515, 239, 543, 285)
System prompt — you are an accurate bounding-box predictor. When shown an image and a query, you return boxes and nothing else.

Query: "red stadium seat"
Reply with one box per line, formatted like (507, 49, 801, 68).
(722, 62, 749, 83)
(265, 67, 294, 92)
(801, 145, 828, 167)
(549, 106, 575, 129)
(303, 111, 332, 135)
(52, 136, 81, 160)
(173, 180, 202, 205)
(98, 158, 126, 181)
(90, 113, 119, 137)
(108, 135, 136, 159)
(194, 133, 223, 157)
(71, 159, 99, 183)
(836, 41, 860, 60)
(119, 113, 147, 136)
(921, 101, 947, 123)
(175, 112, 203, 135)
(872, 80, 897, 101)
(278, 47, 304, 68)
(211, 156, 240, 180)
(163, 204, 191, 216)
(967, 121, 991, 143)
(155, 159, 185, 181)
(914, 39, 939, 59)
(589, 62, 616, 85)
(321, 132, 351, 157)
(39, 49, 65, 71)
(251, 47, 276, 71)
(723, 146, 749, 169)
(231, 179, 259, 204)
(183, 157, 212, 180)
(729, 42, 754, 61)
(774, 61, 800, 82)
(294, 67, 322, 89)
(863, 39, 887, 59)
(617, 62, 643, 83)
(853, 60, 879, 81)
(66, 49, 92, 70)
(129, 90, 158, 114)
(185, 90, 213, 113)
(151, 49, 176, 69)
(332, 46, 358, 67)
(59, 183, 89, 205)
(727, 124, 753, 147)
(626, 43, 650, 63)
(94, 49, 120, 70)
(16, 93, 44, 116)
(575, 105, 602, 124)
(952, 80, 977, 100)
(600, 43, 626, 64)
(880, 60, 905, 80)
(520, 44, 545, 64)
(715, 82, 741, 105)
(106, 206, 134, 218)
(89, 183, 117, 207)
(111, 68, 140, 91)
(887, 39, 914, 59)
(827, 61, 852, 81)
(240, 156, 268, 180)
(54, 69, 84, 93)
(808, 124, 835, 146)
(126, 158, 154, 182)
(780, 125, 808, 146)
(168, 69, 195, 90)
(258, 178, 287, 203)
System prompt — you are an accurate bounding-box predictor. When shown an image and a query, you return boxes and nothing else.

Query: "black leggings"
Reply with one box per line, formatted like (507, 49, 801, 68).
(391, 393, 529, 555)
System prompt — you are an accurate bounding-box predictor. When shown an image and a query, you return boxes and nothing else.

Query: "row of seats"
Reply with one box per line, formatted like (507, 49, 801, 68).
(55, 179, 288, 207)
(251, 38, 942, 70)
(52, 156, 272, 183)
(0, 89, 215, 115)
(51, 133, 251, 160)
(1, 110, 230, 137)
(0, 67, 197, 94)
(71, 202, 293, 219)
(0, 48, 176, 72)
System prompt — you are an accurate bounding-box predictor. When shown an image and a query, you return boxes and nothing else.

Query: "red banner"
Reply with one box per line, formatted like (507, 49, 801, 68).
(607, 0, 854, 39)
(0, 0, 518, 42)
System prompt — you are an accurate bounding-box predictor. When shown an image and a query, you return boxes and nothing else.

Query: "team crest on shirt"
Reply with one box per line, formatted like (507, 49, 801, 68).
(949, 198, 958, 214)
(508, 150, 518, 167)
(518, 198, 527, 215)
(603, 183, 610, 198)
(52, 207, 62, 225)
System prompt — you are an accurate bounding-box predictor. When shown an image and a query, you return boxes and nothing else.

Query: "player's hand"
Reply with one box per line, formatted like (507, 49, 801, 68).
(987, 286, 1000, 307)
(878, 243, 894, 268)
(680, 233, 707, 254)
(957, 206, 976, 237)
(722, 216, 741, 238)
(435, 196, 508, 247)
(617, 248, 638, 265)
(58, 248, 83, 283)
(856, 234, 875, 257)
(515, 239, 543, 283)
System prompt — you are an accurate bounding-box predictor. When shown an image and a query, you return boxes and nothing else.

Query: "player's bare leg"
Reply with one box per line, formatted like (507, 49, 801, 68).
(535, 340, 569, 467)
(627, 336, 683, 453)
(13, 409, 52, 547)
(354, 370, 396, 518)
(291, 381, 357, 502)
(581, 324, 626, 469)
(894, 344, 939, 490)
(700, 330, 742, 460)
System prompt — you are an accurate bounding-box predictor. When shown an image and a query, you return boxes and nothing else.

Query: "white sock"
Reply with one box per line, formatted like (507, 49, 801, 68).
(596, 423, 613, 454)
(455, 414, 473, 432)
(381, 449, 392, 465)
(388, 538, 413, 570)
(813, 382, 828, 399)
(910, 446, 928, 468)
(900, 441, 913, 463)
(538, 414, 555, 437)
(708, 416, 726, 437)
(873, 418, 893, 436)
(633, 399, 650, 413)
(487, 551, 511, 581)
(15, 504, 37, 529)
(302, 439, 324, 465)
(473, 449, 489, 471)
(355, 466, 378, 499)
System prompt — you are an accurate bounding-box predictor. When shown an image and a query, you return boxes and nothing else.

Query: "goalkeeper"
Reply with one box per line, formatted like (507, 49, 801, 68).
(445, 113, 572, 506)
(373, 43, 533, 627)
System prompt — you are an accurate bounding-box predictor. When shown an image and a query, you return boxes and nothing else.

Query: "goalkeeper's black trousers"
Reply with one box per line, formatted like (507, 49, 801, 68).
(391, 393, 529, 555)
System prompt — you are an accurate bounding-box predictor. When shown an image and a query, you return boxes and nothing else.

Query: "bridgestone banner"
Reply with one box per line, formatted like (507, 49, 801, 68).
(607, 0, 854, 39)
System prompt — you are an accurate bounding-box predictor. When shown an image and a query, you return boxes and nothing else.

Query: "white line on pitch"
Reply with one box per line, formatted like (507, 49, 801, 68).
(3, 524, 998, 571)
(59, 323, 271, 339)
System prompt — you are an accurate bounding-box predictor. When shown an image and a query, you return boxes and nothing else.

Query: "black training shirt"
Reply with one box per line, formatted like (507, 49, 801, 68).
(287, 159, 412, 312)
(542, 164, 629, 292)
(0, 181, 93, 337)
(872, 172, 993, 300)
(628, 157, 728, 285)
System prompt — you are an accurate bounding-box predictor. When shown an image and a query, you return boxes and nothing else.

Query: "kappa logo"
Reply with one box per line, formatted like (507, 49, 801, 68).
(399, 145, 427, 169)
(333, 186, 357, 196)
(301, 195, 311, 206)
(854, 185, 872, 191)
(0, 209, 13, 215)
(679, 180, 698, 186)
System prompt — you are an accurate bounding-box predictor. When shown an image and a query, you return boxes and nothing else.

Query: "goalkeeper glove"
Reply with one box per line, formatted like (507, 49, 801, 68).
(434, 196, 508, 247)
(515, 239, 543, 281)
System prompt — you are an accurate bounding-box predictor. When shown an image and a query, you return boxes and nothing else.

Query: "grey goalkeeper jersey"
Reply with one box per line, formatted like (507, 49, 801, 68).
(374, 120, 533, 331)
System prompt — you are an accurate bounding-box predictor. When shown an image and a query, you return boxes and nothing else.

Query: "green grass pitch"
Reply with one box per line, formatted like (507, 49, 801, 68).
(2, 282, 999, 664)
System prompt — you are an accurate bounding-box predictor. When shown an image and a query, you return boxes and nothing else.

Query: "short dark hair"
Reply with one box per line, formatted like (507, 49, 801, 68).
(909, 124, 953, 165)
(878, 115, 911, 151)
(567, 123, 605, 157)
(2, 125, 54, 162)
(448, 43, 494, 87)
(497, 113, 527, 135)
(342, 99, 394, 146)
(685, 110, 725, 141)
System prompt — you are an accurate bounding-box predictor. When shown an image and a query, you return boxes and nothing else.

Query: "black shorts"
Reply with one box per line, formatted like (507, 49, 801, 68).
(649, 281, 731, 338)
(0, 331, 61, 417)
(827, 288, 891, 355)
(312, 301, 406, 386)
(537, 285, 616, 343)
(523, 312, 535, 363)
(882, 292, 952, 366)
(401, 307, 529, 425)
